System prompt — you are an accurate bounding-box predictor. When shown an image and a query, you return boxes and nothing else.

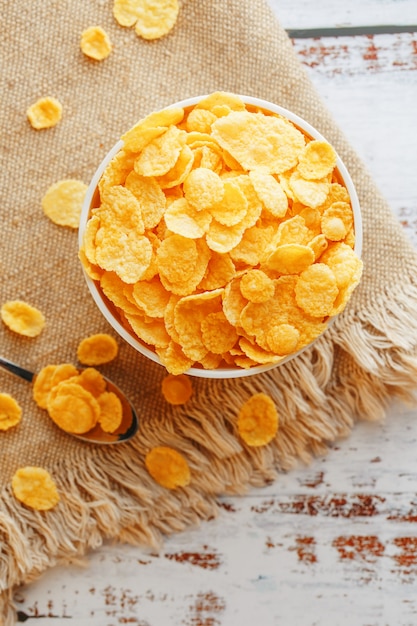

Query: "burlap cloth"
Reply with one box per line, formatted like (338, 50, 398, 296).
(1, 0, 417, 622)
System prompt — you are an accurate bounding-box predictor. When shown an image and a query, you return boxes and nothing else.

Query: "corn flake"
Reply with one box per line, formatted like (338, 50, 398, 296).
(183, 167, 224, 211)
(211, 111, 305, 174)
(239, 269, 274, 303)
(12, 466, 60, 511)
(266, 243, 315, 275)
(81, 26, 112, 60)
(297, 140, 337, 180)
(249, 169, 288, 218)
(0, 393, 22, 431)
(145, 446, 191, 489)
(97, 391, 123, 432)
(42, 179, 88, 228)
(295, 263, 338, 318)
(47, 380, 100, 434)
(164, 197, 212, 238)
(135, 125, 184, 177)
(132, 276, 171, 317)
(27, 97, 62, 129)
(321, 202, 353, 242)
(201, 311, 238, 354)
(161, 373, 193, 405)
(33, 364, 78, 409)
(77, 333, 119, 366)
(237, 393, 279, 446)
(1, 300, 45, 337)
(289, 171, 330, 208)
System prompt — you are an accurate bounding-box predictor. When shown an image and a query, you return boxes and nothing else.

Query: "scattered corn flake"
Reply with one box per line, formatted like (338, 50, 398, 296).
(27, 97, 62, 129)
(12, 466, 60, 510)
(1, 300, 46, 337)
(297, 140, 337, 180)
(114, 0, 179, 39)
(80, 26, 112, 60)
(145, 446, 191, 489)
(0, 393, 22, 431)
(77, 333, 119, 366)
(97, 391, 123, 432)
(237, 393, 279, 447)
(42, 179, 88, 229)
(113, 0, 142, 26)
(161, 373, 193, 405)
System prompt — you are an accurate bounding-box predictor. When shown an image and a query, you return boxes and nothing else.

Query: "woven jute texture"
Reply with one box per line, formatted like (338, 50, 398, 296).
(1, 0, 417, 622)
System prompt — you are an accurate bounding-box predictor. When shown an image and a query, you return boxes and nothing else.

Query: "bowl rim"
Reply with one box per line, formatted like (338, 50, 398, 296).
(79, 94, 363, 379)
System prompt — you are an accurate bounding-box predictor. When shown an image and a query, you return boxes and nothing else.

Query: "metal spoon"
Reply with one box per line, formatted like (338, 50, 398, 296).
(0, 356, 138, 444)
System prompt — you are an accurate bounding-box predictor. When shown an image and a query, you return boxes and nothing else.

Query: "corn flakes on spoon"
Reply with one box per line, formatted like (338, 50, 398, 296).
(0, 356, 138, 444)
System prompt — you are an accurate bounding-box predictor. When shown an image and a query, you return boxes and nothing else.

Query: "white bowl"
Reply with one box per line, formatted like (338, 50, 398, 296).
(79, 95, 362, 379)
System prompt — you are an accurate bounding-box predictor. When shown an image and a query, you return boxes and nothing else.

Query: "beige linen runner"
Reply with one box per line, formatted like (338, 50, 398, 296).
(1, 0, 417, 622)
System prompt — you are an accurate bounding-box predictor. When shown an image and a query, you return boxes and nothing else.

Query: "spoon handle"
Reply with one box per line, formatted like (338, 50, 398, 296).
(0, 356, 35, 382)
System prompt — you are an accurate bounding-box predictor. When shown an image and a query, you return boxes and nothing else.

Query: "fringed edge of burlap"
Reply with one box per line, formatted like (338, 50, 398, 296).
(2, 276, 417, 624)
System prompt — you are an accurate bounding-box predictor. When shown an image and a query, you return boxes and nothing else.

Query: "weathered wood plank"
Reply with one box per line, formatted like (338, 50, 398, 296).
(292, 32, 417, 75)
(291, 32, 417, 248)
(269, 0, 417, 30)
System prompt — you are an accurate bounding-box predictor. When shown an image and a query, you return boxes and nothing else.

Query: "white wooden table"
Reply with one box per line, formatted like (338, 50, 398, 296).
(14, 1, 417, 624)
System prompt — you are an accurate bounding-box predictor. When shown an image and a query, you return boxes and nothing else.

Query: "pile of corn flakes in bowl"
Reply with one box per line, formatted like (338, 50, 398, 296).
(78, 92, 363, 379)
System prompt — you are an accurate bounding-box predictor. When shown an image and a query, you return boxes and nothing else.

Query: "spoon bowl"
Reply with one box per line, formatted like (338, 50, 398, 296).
(0, 356, 138, 444)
